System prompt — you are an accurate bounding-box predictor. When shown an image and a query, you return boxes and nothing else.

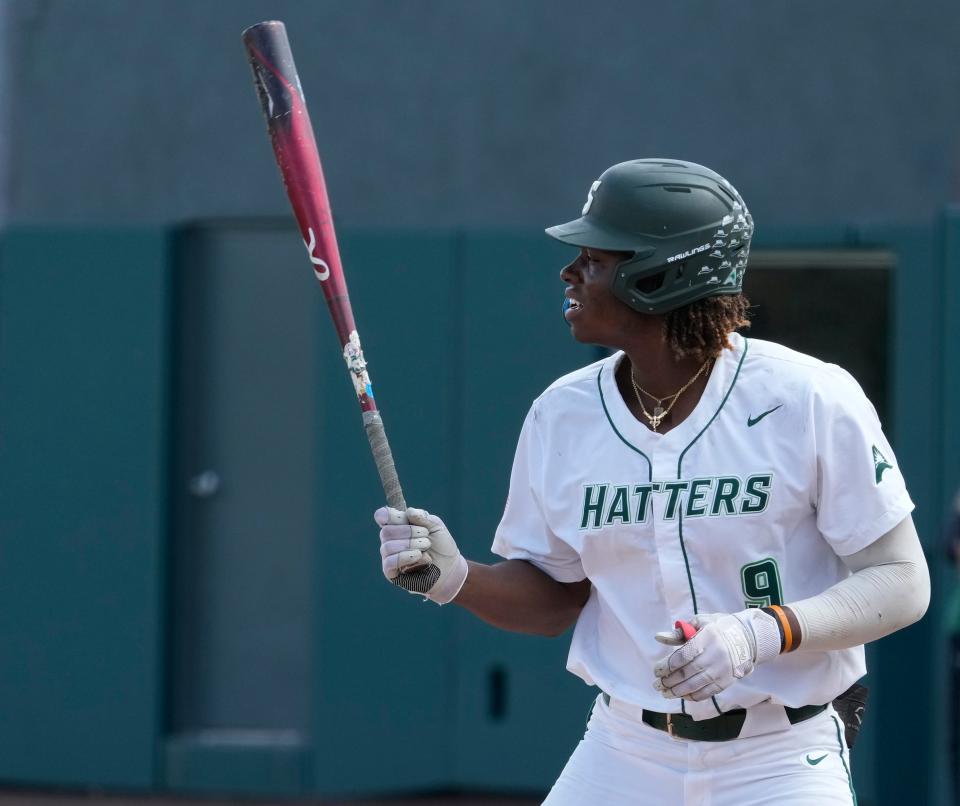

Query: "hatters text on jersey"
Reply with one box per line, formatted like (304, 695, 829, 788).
(579, 474, 773, 529)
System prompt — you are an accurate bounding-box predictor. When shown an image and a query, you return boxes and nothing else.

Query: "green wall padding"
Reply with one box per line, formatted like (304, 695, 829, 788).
(0, 229, 170, 787)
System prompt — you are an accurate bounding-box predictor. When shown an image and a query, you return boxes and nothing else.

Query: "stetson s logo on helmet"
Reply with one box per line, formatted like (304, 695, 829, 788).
(546, 159, 754, 315)
(582, 180, 602, 215)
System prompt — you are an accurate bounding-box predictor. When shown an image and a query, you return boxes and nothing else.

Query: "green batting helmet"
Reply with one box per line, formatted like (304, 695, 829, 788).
(546, 159, 753, 314)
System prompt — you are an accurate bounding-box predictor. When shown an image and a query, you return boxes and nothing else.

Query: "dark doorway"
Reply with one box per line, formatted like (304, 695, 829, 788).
(744, 250, 893, 429)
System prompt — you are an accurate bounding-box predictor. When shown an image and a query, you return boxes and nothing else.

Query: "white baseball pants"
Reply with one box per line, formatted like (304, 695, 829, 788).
(542, 695, 856, 805)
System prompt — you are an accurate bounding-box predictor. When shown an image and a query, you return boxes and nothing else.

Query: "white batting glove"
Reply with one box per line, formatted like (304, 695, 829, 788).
(374, 506, 468, 605)
(652, 609, 781, 702)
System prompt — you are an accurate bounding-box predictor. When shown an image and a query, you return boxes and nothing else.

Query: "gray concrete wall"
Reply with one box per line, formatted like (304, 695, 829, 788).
(5, 0, 960, 229)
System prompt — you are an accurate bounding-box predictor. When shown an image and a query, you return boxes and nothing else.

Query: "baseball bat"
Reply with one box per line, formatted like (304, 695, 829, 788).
(242, 20, 439, 592)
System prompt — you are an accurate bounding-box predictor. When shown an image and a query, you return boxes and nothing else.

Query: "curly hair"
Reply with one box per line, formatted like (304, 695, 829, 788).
(664, 293, 751, 363)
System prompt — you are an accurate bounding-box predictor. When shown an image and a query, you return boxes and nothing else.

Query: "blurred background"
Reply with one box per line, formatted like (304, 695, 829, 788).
(0, 1, 958, 804)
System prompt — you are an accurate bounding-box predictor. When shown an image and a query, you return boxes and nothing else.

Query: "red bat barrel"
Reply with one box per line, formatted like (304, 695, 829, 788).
(242, 20, 376, 413)
(242, 21, 446, 595)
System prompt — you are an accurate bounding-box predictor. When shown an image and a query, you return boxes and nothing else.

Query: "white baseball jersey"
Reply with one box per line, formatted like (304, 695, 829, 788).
(491, 332, 914, 722)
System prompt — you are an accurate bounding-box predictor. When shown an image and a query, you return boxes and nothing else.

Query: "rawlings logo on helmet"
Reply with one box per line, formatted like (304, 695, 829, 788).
(666, 242, 712, 264)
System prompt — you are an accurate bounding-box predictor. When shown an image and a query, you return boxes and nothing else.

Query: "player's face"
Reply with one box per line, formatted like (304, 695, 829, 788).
(561, 247, 645, 347)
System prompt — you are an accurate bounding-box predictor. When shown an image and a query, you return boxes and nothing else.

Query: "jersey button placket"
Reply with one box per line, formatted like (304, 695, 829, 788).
(650, 451, 694, 622)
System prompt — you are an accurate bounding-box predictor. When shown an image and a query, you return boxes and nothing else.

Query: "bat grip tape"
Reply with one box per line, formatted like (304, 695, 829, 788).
(363, 411, 406, 510)
(363, 411, 441, 595)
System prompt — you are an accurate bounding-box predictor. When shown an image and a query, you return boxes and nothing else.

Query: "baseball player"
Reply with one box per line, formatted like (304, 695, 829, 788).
(375, 159, 930, 804)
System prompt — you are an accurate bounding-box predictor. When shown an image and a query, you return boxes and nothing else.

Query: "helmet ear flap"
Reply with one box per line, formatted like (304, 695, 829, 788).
(632, 268, 669, 294)
(612, 246, 660, 292)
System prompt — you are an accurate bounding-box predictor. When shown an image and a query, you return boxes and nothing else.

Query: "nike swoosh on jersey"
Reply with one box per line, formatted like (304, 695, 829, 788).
(805, 753, 828, 766)
(747, 404, 783, 427)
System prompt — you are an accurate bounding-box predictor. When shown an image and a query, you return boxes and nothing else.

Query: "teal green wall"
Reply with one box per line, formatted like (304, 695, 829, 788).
(308, 232, 462, 796)
(0, 222, 956, 803)
(0, 230, 171, 787)
(943, 210, 960, 529)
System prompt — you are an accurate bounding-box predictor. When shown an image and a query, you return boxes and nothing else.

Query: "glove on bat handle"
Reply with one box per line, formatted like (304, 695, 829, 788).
(364, 412, 441, 593)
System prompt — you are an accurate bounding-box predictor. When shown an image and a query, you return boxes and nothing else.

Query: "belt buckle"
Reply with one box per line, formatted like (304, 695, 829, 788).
(666, 713, 675, 738)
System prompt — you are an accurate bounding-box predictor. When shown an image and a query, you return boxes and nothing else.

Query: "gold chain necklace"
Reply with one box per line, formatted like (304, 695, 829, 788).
(630, 358, 712, 432)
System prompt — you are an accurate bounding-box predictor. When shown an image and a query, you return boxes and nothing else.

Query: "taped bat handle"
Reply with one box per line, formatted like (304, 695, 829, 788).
(362, 411, 441, 594)
(363, 410, 405, 510)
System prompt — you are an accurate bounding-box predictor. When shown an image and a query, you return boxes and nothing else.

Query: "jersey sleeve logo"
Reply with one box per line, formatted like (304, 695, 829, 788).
(872, 445, 893, 484)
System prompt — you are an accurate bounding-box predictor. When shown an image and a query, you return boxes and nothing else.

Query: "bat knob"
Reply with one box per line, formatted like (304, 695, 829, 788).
(393, 564, 442, 594)
(675, 620, 698, 641)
